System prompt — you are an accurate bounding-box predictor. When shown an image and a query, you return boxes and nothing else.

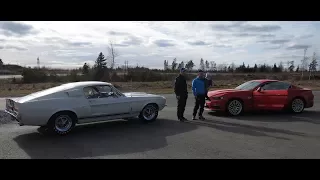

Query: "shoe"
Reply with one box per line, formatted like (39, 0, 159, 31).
(178, 117, 185, 122)
(199, 116, 206, 120)
(192, 116, 197, 120)
(181, 117, 188, 121)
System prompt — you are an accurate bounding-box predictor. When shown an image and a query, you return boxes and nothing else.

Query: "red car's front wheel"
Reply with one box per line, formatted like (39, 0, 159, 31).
(226, 99, 243, 116)
(290, 98, 305, 113)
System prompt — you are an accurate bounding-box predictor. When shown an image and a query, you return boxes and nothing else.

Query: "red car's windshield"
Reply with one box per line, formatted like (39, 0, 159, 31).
(235, 81, 262, 90)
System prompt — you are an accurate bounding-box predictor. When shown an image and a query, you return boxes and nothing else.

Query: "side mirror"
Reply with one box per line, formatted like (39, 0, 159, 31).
(108, 92, 115, 96)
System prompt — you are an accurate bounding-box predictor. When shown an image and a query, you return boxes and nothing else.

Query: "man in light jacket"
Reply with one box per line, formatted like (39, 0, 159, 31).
(192, 69, 206, 120)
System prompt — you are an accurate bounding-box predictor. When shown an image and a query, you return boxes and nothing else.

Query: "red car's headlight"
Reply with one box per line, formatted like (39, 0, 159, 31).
(212, 96, 224, 100)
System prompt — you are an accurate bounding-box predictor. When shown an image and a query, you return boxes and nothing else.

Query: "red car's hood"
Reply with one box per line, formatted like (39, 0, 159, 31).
(208, 89, 242, 97)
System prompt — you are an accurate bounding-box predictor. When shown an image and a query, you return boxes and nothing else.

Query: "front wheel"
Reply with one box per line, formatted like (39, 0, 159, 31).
(290, 98, 305, 113)
(226, 99, 243, 116)
(139, 104, 159, 123)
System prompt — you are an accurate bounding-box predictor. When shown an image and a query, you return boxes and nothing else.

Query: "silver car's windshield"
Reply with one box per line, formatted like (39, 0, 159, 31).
(111, 86, 125, 97)
(235, 81, 261, 90)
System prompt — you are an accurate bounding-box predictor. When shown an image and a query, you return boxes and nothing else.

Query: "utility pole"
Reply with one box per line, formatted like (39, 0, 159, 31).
(301, 48, 308, 80)
(125, 60, 128, 74)
(37, 57, 40, 69)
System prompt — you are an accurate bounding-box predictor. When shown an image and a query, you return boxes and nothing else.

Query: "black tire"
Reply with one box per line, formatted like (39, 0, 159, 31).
(139, 104, 159, 123)
(226, 99, 244, 116)
(290, 98, 305, 114)
(47, 112, 77, 136)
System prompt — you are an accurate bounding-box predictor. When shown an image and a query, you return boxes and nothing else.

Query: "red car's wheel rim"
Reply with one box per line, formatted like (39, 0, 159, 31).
(292, 99, 304, 112)
(228, 100, 242, 115)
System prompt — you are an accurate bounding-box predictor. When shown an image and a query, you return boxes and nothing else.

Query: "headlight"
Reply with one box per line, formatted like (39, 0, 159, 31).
(212, 96, 224, 100)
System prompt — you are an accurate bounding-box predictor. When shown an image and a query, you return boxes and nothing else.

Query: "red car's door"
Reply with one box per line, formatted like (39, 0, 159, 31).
(253, 90, 273, 110)
(253, 81, 291, 110)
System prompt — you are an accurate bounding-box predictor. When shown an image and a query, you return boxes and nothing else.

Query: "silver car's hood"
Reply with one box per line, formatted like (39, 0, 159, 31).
(123, 92, 162, 98)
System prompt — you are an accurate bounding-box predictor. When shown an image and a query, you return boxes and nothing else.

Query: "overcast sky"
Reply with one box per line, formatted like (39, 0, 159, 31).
(0, 21, 319, 69)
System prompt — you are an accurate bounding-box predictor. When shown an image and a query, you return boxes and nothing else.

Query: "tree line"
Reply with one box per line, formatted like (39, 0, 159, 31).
(163, 54, 319, 74)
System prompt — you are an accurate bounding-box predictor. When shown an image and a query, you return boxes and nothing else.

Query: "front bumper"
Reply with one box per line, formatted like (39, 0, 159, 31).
(205, 100, 226, 111)
(306, 100, 314, 108)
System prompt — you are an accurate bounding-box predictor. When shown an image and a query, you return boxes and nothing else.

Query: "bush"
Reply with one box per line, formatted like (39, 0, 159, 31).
(22, 68, 47, 83)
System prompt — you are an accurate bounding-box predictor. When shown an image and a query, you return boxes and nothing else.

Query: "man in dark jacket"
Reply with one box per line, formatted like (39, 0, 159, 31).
(174, 68, 188, 122)
(192, 69, 206, 120)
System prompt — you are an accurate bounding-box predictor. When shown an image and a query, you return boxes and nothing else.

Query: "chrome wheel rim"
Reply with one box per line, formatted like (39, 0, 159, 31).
(55, 115, 73, 132)
(142, 105, 157, 121)
(292, 99, 304, 113)
(228, 100, 243, 115)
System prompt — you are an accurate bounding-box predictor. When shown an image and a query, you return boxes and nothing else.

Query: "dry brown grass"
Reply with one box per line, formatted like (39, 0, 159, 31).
(1, 79, 320, 97)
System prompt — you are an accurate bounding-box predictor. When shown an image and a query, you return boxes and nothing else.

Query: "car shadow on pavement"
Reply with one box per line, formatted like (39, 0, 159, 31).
(189, 115, 306, 141)
(187, 120, 302, 141)
(209, 110, 320, 124)
(13, 119, 198, 159)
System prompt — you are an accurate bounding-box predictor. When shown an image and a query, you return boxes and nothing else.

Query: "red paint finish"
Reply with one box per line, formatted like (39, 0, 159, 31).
(205, 79, 314, 113)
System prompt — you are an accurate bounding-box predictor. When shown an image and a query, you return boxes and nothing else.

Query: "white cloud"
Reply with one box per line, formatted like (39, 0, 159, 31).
(0, 21, 320, 69)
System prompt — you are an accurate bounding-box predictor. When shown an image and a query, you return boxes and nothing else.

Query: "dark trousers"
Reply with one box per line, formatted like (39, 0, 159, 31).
(193, 95, 205, 117)
(177, 94, 188, 118)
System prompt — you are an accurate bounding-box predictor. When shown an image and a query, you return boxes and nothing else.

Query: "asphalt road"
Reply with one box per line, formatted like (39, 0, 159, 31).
(1, 92, 320, 159)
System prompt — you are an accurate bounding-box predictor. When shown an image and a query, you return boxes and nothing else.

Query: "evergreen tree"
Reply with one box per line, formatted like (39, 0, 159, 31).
(93, 52, 107, 80)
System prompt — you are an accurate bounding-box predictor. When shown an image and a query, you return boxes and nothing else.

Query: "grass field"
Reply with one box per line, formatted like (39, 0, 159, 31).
(1, 79, 320, 97)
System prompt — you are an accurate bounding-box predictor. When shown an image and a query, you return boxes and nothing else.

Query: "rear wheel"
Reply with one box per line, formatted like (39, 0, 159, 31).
(290, 98, 305, 113)
(226, 99, 243, 116)
(48, 112, 76, 135)
(139, 104, 159, 123)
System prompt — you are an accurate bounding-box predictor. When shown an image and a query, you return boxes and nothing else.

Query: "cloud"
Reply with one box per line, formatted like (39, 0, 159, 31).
(1, 21, 320, 69)
(43, 37, 92, 48)
(108, 31, 129, 36)
(122, 36, 143, 45)
(213, 44, 232, 48)
(153, 39, 175, 47)
(298, 34, 314, 39)
(265, 46, 282, 50)
(259, 34, 276, 38)
(233, 33, 258, 37)
(286, 44, 312, 50)
(0, 44, 27, 51)
(68, 42, 92, 47)
(114, 43, 130, 47)
(256, 40, 269, 43)
(211, 22, 281, 33)
(270, 39, 290, 44)
(4, 45, 28, 51)
(187, 40, 210, 46)
(0, 21, 37, 37)
(112, 35, 143, 47)
(240, 24, 281, 32)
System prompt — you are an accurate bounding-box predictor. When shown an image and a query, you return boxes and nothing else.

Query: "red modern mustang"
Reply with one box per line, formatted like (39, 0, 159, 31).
(205, 79, 314, 116)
